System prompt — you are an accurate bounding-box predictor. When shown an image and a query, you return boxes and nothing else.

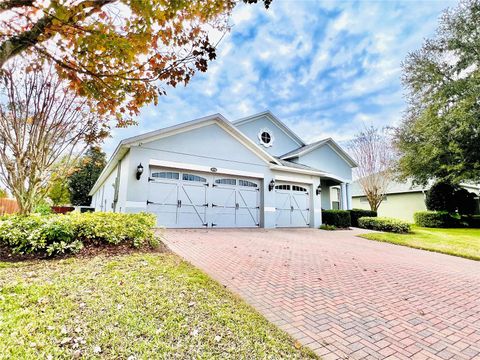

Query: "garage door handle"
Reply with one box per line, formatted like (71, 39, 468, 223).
(235, 203, 239, 209)
(291, 206, 294, 211)
(177, 200, 182, 208)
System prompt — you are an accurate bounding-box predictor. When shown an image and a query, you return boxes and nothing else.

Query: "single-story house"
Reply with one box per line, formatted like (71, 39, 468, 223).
(351, 180, 480, 222)
(89, 111, 357, 228)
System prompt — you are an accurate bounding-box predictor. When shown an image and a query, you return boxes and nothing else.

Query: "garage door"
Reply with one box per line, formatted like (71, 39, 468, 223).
(275, 183, 310, 227)
(147, 168, 260, 228)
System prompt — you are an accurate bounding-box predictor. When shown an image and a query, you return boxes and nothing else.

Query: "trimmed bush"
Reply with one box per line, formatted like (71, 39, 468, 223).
(322, 210, 351, 228)
(425, 181, 457, 213)
(462, 215, 480, 228)
(349, 209, 377, 227)
(358, 217, 411, 233)
(414, 211, 456, 228)
(0, 212, 158, 256)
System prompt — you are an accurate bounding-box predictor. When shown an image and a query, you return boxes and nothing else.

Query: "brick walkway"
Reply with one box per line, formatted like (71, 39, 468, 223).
(162, 228, 480, 359)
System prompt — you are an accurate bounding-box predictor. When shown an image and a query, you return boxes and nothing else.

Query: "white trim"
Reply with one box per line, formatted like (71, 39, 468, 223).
(258, 127, 274, 148)
(274, 174, 314, 184)
(270, 164, 349, 183)
(149, 159, 264, 179)
(264, 207, 276, 212)
(126, 201, 147, 208)
(314, 208, 322, 213)
(233, 110, 305, 146)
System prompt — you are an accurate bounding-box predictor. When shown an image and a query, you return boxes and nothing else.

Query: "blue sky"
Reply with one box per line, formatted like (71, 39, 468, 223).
(104, 0, 456, 155)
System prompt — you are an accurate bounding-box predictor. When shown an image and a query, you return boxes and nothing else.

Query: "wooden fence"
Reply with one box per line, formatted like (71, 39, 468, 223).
(0, 198, 19, 215)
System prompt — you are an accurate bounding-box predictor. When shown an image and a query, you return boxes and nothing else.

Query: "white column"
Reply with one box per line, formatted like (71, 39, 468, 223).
(346, 183, 352, 210)
(340, 182, 347, 210)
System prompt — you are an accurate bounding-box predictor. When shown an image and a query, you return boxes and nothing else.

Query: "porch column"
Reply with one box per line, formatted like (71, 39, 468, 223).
(340, 182, 348, 210)
(346, 183, 352, 210)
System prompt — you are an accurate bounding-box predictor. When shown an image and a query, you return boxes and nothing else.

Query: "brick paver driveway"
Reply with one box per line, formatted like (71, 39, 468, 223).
(162, 228, 480, 359)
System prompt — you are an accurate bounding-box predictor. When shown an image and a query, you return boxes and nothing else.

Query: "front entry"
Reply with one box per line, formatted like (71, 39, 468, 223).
(147, 168, 260, 228)
(275, 182, 310, 227)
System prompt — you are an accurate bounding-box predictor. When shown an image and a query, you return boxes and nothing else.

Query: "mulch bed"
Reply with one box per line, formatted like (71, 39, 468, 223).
(0, 241, 169, 263)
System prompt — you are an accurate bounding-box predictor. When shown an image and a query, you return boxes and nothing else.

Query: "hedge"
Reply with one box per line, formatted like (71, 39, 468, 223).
(322, 210, 351, 228)
(414, 211, 455, 228)
(0, 212, 158, 257)
(463, 215, 480, 228)
(349, 209, 377, 227)
(358, 217, 411, 233)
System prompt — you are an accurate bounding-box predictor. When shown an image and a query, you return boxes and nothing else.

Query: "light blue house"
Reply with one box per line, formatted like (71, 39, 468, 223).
(89, 111, 356, 228)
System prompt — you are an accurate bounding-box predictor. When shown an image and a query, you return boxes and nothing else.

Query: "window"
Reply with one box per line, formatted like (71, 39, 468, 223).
(258, 128, 274, 147)
(239, 180, 257, 187)
(292, 185, 307, 192)
(275, 184, 290, 190)
(151, 171, 179, 180)
(332, 201, 340, 210)
(182, 173, 206, 182)
(261, 131, 271, 144)
(215, 178, 236, 185)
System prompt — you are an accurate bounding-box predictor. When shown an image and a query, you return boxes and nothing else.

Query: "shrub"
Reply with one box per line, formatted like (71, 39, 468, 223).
(349, 209, 377, 227)
(322, 210, 351, 228)
(425, 181, 457, 213)
(0, 212, 158, 257)
(358, 217, 411, 233)
(319, 224, 337, 231)
(414, 211, 456, 228)
(454, 189, 477, 215)
(462, 215, 480, 228)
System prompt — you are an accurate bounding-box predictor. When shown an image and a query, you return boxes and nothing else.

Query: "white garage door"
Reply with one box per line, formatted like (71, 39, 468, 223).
(275, 183, 310, 227)
(147, 168, 260, 228)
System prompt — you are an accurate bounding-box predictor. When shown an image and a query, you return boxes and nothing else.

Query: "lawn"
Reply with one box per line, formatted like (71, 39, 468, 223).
(358, 227, 480, 260)
(0, 251, 316, 359)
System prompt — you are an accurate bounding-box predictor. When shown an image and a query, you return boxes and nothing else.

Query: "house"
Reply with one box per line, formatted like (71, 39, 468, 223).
(89, 111, 357, 228)
(351, 180, 480, 222)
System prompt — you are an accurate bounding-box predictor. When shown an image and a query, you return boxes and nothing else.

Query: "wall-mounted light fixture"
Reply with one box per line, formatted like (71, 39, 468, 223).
(136, 163, 144, 180)
(268, 179, 275, 191)
(316, 184, 322, 196)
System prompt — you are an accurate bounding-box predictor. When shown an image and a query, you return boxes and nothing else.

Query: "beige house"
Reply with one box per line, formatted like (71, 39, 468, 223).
(351, 180, 480, 223)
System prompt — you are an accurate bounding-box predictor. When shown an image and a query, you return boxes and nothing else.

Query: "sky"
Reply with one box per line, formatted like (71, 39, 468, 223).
(104, 0, 457, 156)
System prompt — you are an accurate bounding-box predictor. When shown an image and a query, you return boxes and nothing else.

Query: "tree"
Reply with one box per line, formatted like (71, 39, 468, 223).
(454, 188, 477, 215)
(425, 181, 457, 213)
(0, 64, 107, 214)
(396, 0, 480, 185)
(68, 146, 106, 206)
(48, 159, 74, 205)
(348, 126, 396, 212)
(0, 0, 271, 124)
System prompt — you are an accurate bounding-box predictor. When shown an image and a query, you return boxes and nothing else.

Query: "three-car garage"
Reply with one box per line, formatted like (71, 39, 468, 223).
(146, 167, 312, 228)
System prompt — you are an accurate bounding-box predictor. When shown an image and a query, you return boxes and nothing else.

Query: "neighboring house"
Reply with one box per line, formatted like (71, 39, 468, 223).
(89, 111, 357, 228)
(351, 180, 480, 222)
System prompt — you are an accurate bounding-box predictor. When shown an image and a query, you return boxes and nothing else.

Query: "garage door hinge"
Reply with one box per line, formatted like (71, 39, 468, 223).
(256, 206, 260, 209)
(211, 203, 218, 207)
(256, 223, 260, 226)
(146, 200, 153, 205)
(203, 203, 209, 207)
(203, 223, 208, 227)
(211, 223, 217, 227)
(148, 177, 154, 182)
(211, 183, 217, 187)
(205, 183, 210, 187)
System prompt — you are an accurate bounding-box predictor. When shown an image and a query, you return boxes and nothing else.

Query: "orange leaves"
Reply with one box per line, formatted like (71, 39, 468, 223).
(1, 0, 245, 126)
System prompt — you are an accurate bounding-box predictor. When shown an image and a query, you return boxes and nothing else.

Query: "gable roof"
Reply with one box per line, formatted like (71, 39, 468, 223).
(232, 110, 305, 147)
(89, 113, 282, 196)
(280, 137, 358, 168)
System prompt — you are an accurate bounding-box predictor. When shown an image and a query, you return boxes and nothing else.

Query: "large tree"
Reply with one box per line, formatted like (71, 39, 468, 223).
(0, 0, 271, 124)
(0, 63, 107, 214)
(68, 146, 106, 206)
(396, 0, 480, 185)
(349, 126, 396, 212)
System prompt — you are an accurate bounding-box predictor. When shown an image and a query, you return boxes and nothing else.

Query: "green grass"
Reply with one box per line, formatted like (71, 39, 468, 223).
(358, 227, 480, 260)
(0, 252, 317, 359)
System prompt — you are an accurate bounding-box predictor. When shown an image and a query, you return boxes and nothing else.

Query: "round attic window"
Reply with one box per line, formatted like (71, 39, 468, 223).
(258, 128, 274, 148)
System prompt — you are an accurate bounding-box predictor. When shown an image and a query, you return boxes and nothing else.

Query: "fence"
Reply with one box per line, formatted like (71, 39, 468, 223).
(0, 198, 19, 215)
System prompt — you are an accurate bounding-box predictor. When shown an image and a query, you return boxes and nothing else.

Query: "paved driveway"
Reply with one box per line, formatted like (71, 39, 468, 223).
(162, 228, 480, 359)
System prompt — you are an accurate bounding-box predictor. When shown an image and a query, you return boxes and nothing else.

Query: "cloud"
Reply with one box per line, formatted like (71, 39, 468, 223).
(102, 0, 457, 156)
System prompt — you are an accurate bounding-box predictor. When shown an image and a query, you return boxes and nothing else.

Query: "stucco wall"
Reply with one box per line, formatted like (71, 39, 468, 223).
(296, 144, 352, 182)
(92, 165, 117, 212)
(234, 115, 301, 157)
(352, 191, 427, 222)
